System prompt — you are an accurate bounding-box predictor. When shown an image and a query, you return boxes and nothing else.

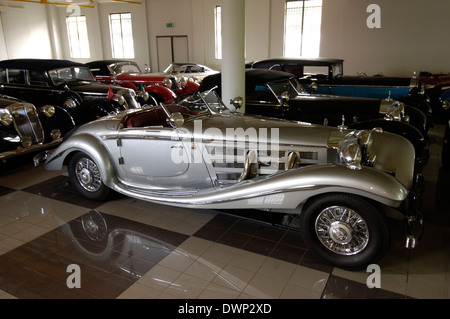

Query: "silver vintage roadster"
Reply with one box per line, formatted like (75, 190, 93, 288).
(41, 89, 423, 270)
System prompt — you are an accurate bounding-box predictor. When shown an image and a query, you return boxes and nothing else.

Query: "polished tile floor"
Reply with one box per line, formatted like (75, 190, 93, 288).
(0, 125, 449, 299)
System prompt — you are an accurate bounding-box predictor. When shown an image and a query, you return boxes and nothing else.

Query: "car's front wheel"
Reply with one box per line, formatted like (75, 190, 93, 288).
(299, 193, 390, 270)
(68, 152, 110, 201)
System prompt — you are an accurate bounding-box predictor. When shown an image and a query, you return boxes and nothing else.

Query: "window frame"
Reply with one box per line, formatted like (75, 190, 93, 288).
(214, 5, 222, 60)
(109, 12, 135, 59)
(283, 0, 323, 57)
(66, 15, 91, 59)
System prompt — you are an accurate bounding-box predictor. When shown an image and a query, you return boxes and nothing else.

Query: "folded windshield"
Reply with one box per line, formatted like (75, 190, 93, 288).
(48, 67, 95, 85)
(109, 63, 141, 75)
(176, 89, 229, 117)
(267, 77, 306, 98)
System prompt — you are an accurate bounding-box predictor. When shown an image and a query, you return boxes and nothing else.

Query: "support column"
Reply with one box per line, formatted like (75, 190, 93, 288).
(221, 0, 245, 112)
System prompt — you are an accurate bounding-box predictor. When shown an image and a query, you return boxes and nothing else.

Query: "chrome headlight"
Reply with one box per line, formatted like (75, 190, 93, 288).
(356, 130, 376, 166)
(339, 144, 362, 170)
(115, 88, 140, 109)
(163, 76, 177, 90)
(380, 100, 405, 121)
(356, 130, 373, 150)
(387, 101, 405, 121)
(0, 113, 13, 126)
(179, 76, 188, 88)
(51, 129, 61, 140)
(337, 133, 363, 170)
(41, 105, 56, 118)
(117, 95, 125, 106)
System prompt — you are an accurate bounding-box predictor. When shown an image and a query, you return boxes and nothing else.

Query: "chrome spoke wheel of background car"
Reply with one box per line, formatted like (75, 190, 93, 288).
(68, 152, 110, 201)
(315, 206, 369, 256)
(75, 157, 102, 193)
(300, 193, 389, 270)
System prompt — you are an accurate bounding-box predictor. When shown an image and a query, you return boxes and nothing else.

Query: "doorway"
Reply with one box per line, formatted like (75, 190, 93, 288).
(156, 35, 189, 72)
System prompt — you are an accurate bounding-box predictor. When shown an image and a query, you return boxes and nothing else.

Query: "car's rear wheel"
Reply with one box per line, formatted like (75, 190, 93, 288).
(299, 193, 390, 270)
(68, 152, 110, 201)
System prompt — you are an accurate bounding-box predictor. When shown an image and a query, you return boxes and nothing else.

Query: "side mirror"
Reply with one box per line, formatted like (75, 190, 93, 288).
(309, 82, 318, 92)
(230, 96, 243, 109)
(280, 91, 290, 104)
(168, 112, 184, 128)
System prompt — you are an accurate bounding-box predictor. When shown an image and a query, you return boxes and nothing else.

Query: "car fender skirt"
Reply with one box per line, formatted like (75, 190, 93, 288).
(113, 164, 409, 211)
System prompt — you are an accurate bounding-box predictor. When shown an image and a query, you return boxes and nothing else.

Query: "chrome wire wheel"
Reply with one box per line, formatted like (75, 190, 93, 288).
(81, 210, 107, 241)
(315, 205, 369, 256)
(75, 157, 102, 193)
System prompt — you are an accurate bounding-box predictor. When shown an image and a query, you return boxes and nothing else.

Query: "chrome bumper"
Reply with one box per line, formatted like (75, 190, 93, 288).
(0, 138, 62, 164)
(404, 173, 425, 249)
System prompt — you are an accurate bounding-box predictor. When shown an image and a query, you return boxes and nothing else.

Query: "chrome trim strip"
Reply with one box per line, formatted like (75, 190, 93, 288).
(0, 138, 62, 162)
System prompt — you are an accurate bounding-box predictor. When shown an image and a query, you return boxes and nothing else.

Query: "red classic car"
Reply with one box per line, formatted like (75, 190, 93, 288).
(86, 60, 199, 103)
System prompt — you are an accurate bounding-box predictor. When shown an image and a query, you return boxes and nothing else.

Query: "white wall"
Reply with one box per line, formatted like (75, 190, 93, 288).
(320, 0, 450, 76)
(0, 12, 8, 60)
(146, 0, 194, 72)
(54, 4, 104, 63)
(0, 2, 53, 59)
(191, 0, 274, 71)
(96, 1, 150, 69)
(0, 0, 449, 78)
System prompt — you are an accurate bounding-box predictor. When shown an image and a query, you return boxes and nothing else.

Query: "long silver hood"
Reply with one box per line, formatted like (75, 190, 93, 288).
(182, 112, 335, 148)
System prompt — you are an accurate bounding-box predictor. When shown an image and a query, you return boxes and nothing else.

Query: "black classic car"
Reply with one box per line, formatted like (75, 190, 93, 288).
(248, 57, 434, 120)
(0, 59, 151, 125)
(199, 69, 429, 167)
(0, 94, 74, 163)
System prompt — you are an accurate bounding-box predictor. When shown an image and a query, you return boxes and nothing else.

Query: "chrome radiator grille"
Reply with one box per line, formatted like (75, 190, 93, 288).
(6, 103, 44, 145)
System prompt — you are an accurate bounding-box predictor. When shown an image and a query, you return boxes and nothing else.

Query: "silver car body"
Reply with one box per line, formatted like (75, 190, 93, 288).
(45, 92, 415, 212)
(43, 90, 422, 269)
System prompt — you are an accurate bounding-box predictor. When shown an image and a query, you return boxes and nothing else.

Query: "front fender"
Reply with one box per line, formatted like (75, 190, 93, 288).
(224, 164, 409, 210)
(38, 105, 75, 142)
(348, 119, 426, 162)
(45, 133, 118, 187)
(144, 85, 176, 103)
